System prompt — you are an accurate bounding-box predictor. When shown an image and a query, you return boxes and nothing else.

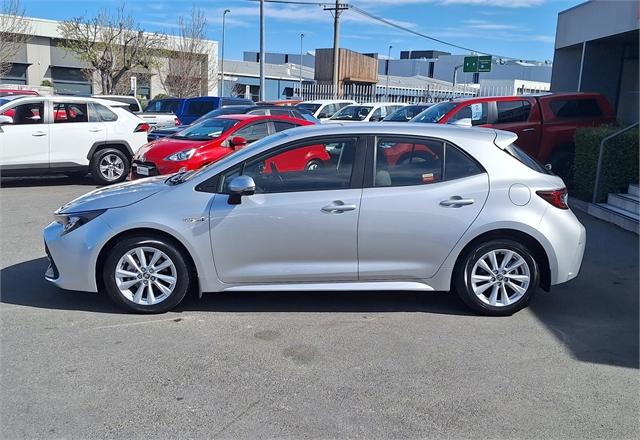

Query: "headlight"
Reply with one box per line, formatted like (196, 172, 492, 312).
(166, 148, 196, 161)
(53, 209, 106, 235)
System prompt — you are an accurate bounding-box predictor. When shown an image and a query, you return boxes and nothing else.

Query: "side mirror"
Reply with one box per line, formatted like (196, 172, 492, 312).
(448, 118, 472, 127)
(228, 175, 256, 205)
(0, 115, 13, 125)
(229, 136, 247, 149)
(545, 163, 553, 171)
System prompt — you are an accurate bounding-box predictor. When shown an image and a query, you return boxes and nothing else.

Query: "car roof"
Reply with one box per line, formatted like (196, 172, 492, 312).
(301, 99, 356, 104)
(214, 114, 305, 122)
(342, 102, 407, 107)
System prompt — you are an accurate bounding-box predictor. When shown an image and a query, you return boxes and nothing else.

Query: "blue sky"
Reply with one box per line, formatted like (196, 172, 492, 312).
(22, 0, 579, 62)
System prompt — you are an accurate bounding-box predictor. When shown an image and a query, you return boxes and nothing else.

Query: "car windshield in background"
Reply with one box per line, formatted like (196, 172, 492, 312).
(172, 118, 238, 141)
(296, 103, 321, 113)
(145, 100, 181, 113)
(411, 101, 457, 123)
(0, 99, 9, 106)
(192, 106, 253, 125)
(384, 105, 431, 121)
(504, 144, 552, 175)
(331, 105, 373, 121)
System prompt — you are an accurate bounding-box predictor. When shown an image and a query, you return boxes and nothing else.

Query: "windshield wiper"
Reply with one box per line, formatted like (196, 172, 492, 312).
(166, 170, 194, 185)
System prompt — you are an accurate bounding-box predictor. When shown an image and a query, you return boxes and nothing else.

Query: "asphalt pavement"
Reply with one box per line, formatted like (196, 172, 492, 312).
(1, 176, 638, 439)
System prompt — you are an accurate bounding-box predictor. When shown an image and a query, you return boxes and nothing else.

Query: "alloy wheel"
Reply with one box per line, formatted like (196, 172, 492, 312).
(99, 154, 125, 181)
(470, 249, 531, 307)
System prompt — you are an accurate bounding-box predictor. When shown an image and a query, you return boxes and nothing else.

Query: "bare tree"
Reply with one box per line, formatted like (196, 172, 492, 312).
(58, 6, 166, 94)
(158, 7, 214, 98)
(0, 0, 31, 78)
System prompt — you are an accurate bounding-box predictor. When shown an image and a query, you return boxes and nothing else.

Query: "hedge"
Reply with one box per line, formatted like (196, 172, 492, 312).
(573, 126, 639, 202)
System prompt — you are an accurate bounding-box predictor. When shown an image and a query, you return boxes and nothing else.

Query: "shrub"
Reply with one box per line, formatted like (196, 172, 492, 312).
(573, 126, 639, 202)
(40, 79, 53, 87)
(151, 93, 170, 100)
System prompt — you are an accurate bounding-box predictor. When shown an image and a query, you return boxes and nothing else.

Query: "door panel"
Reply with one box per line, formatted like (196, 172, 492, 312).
(0, 100, 49, 167)
(209, 189, 360, 283)
(49, 102, 106, 166)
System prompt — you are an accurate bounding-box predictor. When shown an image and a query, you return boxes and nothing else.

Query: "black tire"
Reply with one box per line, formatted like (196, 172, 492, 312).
(103, 236, 191, 313)
(305, 159, 323, 171)
(548, 149, 574, 184)
(90, 148, 130, 185)
(454, 239, 539, 316)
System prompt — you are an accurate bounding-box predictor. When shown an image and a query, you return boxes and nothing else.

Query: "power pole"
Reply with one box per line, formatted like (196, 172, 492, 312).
(259, 0, 266, 101)
(324, 1, 348, 99)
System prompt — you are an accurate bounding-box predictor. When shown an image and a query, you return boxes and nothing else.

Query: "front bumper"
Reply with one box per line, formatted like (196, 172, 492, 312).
(43, 216, 112, 292)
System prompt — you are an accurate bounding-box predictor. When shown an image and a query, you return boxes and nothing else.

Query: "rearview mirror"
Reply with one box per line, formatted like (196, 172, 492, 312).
(228, 175, 256, 205)
(448, 118, 472, 127)
(229, 136, 247, 149)
(0, 115, 13, 125)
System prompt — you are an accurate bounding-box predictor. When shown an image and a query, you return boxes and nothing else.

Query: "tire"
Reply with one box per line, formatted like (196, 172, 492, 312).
(454, 239, 539, 316)
(103, 236, 191, 313)
(90, 148, 130, 185)
(548, 149, 574, 184)
(305, 159, 323, 171)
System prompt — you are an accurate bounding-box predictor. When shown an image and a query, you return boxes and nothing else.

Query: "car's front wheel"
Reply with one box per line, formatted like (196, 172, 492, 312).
(103, 236, 191, 313)
(454, 239, 539, 316)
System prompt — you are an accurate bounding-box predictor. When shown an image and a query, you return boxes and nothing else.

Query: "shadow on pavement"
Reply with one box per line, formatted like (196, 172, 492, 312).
(0, 175, 98, 188)
(0, 257, 473, 316)
(530, 211, 639, 369)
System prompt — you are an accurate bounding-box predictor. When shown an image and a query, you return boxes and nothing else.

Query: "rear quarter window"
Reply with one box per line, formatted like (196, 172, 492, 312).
(505, 144, 551, 174)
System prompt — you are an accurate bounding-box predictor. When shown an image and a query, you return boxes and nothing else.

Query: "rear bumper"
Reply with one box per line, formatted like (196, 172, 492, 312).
(538, 207, 586, 285)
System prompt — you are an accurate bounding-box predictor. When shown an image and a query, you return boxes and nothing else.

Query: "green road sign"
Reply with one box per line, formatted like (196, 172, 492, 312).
(478, 56, 492, 72)
(463, 56, 478, 73)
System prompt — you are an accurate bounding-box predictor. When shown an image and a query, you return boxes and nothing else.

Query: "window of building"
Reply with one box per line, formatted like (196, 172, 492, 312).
(51, 67, 92, 95)
(0, 63, 28, 85)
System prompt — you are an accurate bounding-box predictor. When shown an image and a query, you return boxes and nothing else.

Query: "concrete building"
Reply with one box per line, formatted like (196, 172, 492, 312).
(1, 16, 218, 99)
(551, 0, 639, 124)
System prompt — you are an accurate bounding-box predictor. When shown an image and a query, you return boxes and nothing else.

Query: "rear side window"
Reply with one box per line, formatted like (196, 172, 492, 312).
(186, 100, 216, 116)
(145, 99, 181, 113)
(505, 144, 551, 174)
(444, 144, 483, 180)
(273, 121, 297, 132)
(91, 103, 118, 122)
(549, 99, 602, 118)
(53, 102, 88, 123)
(496, 100, 532, 123)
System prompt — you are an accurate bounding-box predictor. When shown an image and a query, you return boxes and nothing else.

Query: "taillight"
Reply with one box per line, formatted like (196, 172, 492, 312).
(536, 188, 569, 209)
(134, 123, 150, 133)
(174, 117, 181, 126)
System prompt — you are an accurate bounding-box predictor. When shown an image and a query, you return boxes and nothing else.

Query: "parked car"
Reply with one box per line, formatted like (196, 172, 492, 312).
(146, 104, 312, 142)
(93, 95, 142, 113)
(296, 99, 356, 121)
(410, 93, 616, 179)
(44, 123, 586, 316)
(257, 100, 302, 106)
(141, 96, 255, 130)
(130, 114, 313, 178)
(383, 104, 433, 122)
(0, 89, 39, 97)
(0, 96, 149, 184)
(325, 103, 407, 123)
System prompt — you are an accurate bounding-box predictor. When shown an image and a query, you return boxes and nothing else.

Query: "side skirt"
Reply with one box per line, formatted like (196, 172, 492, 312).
(221, 281, 435, 292)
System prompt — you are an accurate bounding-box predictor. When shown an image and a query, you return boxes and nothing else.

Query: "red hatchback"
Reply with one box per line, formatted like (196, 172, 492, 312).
(131, 114, 316, 178)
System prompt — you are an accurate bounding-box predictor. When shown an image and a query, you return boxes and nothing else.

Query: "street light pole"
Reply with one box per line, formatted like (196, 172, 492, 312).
(385, 45, 392, 101)
(220, 9, 230, 96)
(299, 33, 304, 98)
(259, 0, 266, 101)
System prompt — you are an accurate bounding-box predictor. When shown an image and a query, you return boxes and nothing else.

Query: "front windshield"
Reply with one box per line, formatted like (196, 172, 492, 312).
(172, 118, 238, 141)
(411, 102, 457, 123)
(296, 103, 321, 113)
(192, 106, 252, 125)
(179, 131, 291, 183)
(383, 105, 428, 121)
(330, 105, 373, 121)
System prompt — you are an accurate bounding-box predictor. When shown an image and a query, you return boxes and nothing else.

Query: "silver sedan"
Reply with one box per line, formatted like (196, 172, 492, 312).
(43, 123, 586, 315)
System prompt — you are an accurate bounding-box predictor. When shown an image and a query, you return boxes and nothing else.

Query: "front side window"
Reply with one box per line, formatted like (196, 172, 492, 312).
(330, 105, 373, 121)
(221, 138, 357, 194)
(448, 102, 488, 126)
(233, 121, 270, 142)
(374, 137, 483, 187)
(53, 102, 89, 123)
(2, 101, 44, 125)
(496, 100, 532, 124)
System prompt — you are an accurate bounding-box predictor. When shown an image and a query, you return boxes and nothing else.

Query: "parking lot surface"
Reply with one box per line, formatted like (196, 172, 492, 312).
(1, 176, 638, 439)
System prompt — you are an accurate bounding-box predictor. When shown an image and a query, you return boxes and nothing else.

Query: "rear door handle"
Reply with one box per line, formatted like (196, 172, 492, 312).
(440, 197, 474, 207)
(321, 201, 357, 213)
(89, 128, 103, 132)
(522, 128, 535, 132)
(32, 131, 46, 137)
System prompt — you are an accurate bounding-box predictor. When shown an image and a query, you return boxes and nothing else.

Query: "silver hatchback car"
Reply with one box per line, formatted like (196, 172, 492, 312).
(44, 123, 586, 315)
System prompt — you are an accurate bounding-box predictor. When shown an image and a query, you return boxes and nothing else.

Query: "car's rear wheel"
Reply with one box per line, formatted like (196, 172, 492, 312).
(90, 148, 130, 185)
(103, 236, 191, 313)
(454, 239, 539, 316)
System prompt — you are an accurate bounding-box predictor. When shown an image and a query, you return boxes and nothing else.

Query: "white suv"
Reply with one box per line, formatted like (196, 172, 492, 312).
(0, 96, 148, 184)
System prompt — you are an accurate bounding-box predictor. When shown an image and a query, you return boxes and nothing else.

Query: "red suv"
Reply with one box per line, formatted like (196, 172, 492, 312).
(131, 114, 321, 179)
(411, 93, 616, 178)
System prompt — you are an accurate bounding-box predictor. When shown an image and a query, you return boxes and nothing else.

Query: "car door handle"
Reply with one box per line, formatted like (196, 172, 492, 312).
(32, 131, 46, 137)
(321, 201, 357, 213)
(89, 128, 103, 132)
(440, 197, 474, 207)
(522, 128, 536, 132)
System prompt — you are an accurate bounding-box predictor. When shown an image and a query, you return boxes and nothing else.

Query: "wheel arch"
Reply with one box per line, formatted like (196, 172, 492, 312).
(452, 228, 552, 291)
(95, 227, 200, 295)
(87, 141, 134, 161)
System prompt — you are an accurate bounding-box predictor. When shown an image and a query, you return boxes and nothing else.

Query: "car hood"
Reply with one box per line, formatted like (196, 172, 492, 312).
(56, 176, 168, 214)
(136, 137, 219, 161)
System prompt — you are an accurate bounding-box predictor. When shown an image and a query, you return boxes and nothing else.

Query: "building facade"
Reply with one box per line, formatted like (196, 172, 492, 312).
(1, 16, 218, 99)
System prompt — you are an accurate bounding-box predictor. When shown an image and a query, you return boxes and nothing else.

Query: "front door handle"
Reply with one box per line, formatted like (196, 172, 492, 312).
(89, 127, 104, 132)
(522, 128, 536, 132)
(321, 201, 357, 213)
(440, 196, 474, 207)
(32, 131, 46, 137)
